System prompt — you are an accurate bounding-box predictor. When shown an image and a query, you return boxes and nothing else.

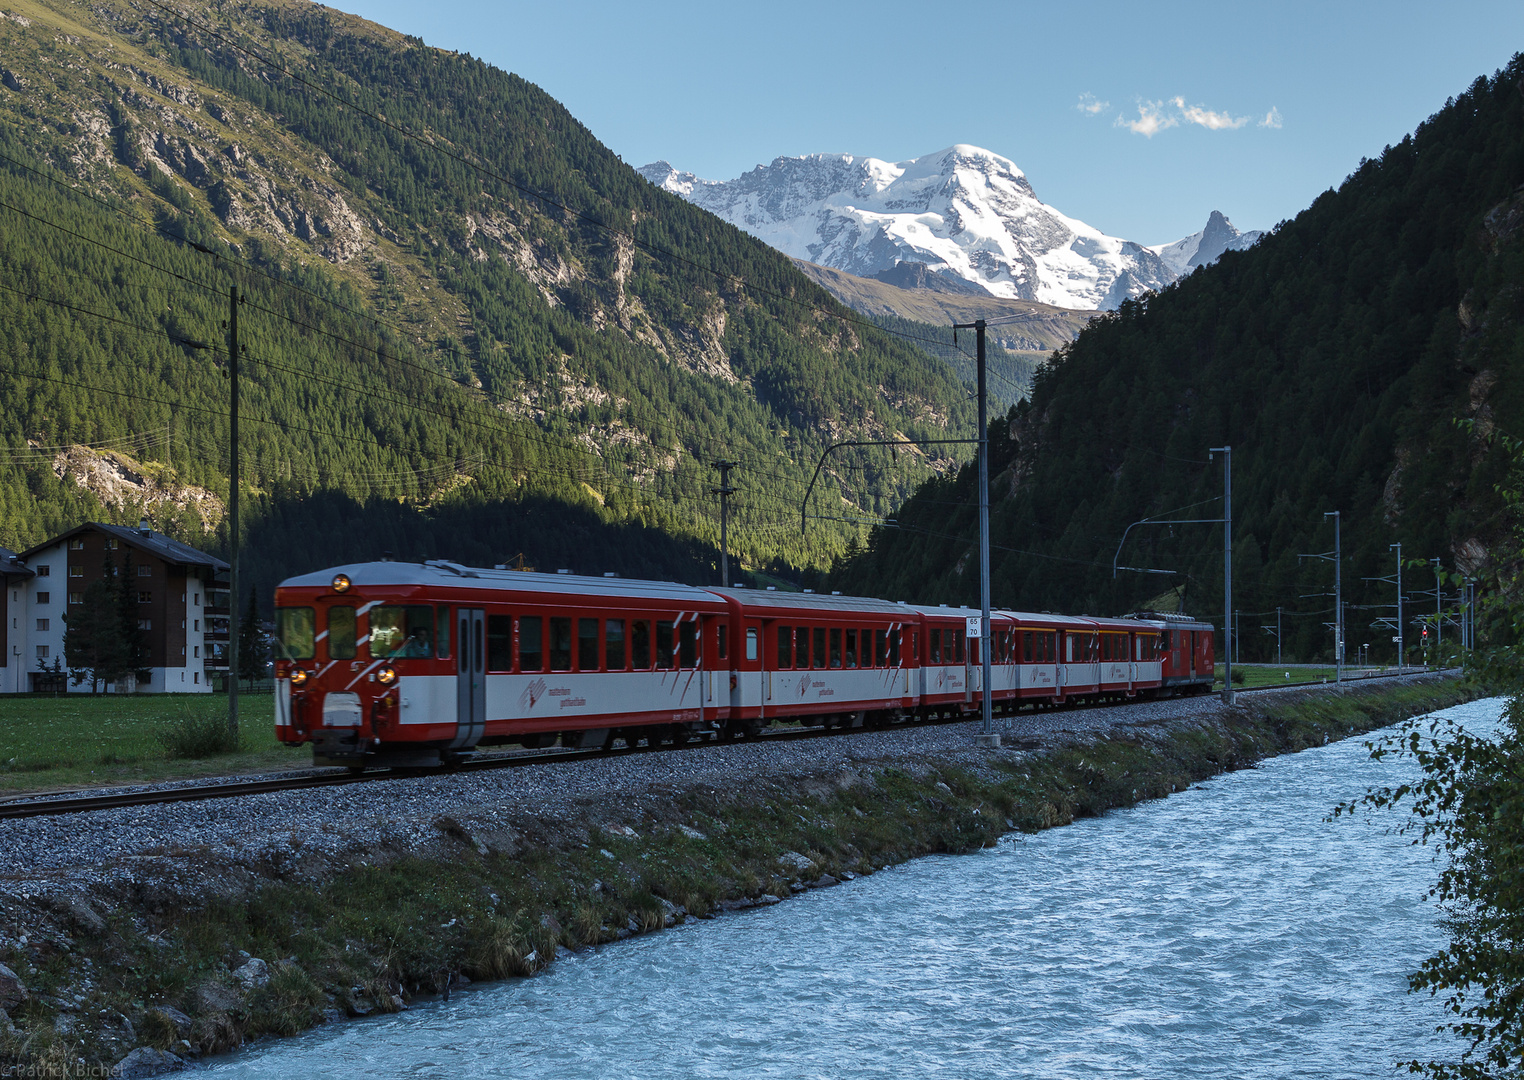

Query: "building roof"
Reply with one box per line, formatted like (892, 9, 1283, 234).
(18, 522, 229, 572)
(0, 547, 34, 580)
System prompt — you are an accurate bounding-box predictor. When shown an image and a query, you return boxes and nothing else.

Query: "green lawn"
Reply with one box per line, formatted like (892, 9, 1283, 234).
(1213, 665, 1404, 689)
(0, 694, 308, 794)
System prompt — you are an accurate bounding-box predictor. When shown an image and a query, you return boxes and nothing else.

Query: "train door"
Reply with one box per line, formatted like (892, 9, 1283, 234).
(453, 608, 485, 749)
(964, 630, 974, 704)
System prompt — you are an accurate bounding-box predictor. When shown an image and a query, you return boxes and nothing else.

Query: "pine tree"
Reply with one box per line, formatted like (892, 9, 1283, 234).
(116, 552, 149, 691)
(237, 584, 268, 688)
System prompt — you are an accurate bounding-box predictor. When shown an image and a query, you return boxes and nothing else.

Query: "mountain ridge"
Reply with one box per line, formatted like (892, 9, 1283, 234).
(640, 147, 1260, 311)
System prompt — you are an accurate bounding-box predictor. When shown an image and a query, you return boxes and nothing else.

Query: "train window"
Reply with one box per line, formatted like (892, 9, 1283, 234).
(371, 606, 435, 657)
(953, 629, 965, 664)
(795, 626, 809, 668)
(548, 618, 573, 670)
(656, 620, 676, 669)
(487, 615, 513, 672)
(777, 626, 792, 669)
(813, 627, 826, 669)
(680, 621, 698, 667)
(436, 606, 451, 659)
(875, 629, 888, 667)
(578, 618, 600, 671)
(277, 607, 315, 660)
(718, 624, 728, 660)
(889, 628, 901, 667)
(1021, 631, 1033, 663)
(744, 627, 758, 663)
(606, 620, 626, 670)
(328, 606, 356, 660)
(1101, 635, 1111, 662)
(829, 628, 842, 668)
(862, 628, 874, 667)
(1160, 630, 1172, 650)
(631, 620, 651, 670)
(930, 631, 941, 665)
(519, 617, 544, 672)
(844, 629, 858, 668)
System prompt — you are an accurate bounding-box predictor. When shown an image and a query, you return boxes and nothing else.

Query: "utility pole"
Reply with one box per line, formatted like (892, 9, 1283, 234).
(1392, 543, 1403, 670)
(711, 460, 737, 587)
(227, 285, 241, 743)
(954, 318, 996, 745)
(1261, 606, 1282, 667)
(1209, 446, 1233, 704)
(1432, 558, 1443, 668)
(1234, 609, 1240, 665)
(1329, 511, 1342, 683)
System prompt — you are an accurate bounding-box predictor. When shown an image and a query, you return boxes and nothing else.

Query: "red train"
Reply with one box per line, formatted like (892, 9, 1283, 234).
(273, 561, 1216, 767)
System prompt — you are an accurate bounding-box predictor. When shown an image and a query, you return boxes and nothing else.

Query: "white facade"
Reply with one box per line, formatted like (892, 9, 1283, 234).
(3, 525, 226, 694)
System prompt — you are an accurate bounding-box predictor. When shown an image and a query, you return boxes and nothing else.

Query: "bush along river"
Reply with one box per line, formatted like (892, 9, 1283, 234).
(194, 693, 1498, 1079)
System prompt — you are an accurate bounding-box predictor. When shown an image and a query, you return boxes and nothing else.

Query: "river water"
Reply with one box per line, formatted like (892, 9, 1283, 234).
(202, 698, 1502, 1079)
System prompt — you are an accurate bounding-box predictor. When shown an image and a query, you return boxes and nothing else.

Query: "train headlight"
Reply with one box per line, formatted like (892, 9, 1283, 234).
(332, 573, 352, 594)
(289, 668, 309, 688)
(376, 665, 398, 686)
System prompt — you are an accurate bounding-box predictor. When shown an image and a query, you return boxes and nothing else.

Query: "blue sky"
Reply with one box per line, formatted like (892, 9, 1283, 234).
(334, 0, 1524, 245)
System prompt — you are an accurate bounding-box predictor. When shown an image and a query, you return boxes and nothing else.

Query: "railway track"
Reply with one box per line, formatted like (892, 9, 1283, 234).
(0, 669, 1447, 821)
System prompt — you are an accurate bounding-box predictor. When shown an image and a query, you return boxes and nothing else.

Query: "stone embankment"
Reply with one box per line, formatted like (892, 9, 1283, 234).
(0, 676, 1482, 1076)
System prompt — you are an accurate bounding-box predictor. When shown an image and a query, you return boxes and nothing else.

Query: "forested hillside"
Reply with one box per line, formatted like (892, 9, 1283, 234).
(0, 0, 978, 601)
(831, 57, 1524, 664)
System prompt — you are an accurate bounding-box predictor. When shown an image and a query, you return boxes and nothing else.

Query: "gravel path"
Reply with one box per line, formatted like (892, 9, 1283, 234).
(0, 677, 1438, 894)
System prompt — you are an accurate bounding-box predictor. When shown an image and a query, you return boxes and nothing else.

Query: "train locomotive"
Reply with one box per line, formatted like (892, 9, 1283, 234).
(273, 561, 1216, 767)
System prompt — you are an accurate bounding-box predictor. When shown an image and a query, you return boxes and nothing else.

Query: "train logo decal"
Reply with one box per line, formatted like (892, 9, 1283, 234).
(520, 677, 548, 710)
(797, 674, 811, 698)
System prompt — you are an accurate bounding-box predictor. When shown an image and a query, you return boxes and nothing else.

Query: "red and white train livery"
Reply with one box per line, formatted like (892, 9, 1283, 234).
(273, 561, 1215, 767)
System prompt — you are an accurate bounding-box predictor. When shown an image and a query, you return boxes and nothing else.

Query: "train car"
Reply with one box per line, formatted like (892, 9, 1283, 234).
(1087, 616, 1165, 698)
(1004, 612, 1099, 704)
(274, 561, 731, 766)
(1125, 611, 1216, 694)
(713, 588, 916, 731)
(902, 604, 1018, 717)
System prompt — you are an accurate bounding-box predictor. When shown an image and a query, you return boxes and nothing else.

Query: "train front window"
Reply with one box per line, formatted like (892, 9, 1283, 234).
(436, 606, 451, 659)
(328, 606, 356, 660)
(370, 606, 435, 658)
(276, 607, 315, 660)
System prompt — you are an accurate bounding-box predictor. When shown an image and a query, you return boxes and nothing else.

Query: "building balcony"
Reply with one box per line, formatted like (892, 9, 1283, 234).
(206, 605, 230, 617)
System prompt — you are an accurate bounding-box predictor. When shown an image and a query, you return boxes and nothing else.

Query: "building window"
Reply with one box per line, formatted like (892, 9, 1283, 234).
(194, 619, 199, 632)
(35, 566, 49, 577)
(68, 592, 83, 605)
(68, 539, 84, 550)
(194, 645, 200, 658)
(194, 593, 200, 606)
(105, 538, 117, 550)
(68, 566, 83, 578)
(139, 591, 152, 603)
(194, 672, 199, 685)
(138, 565, 152, 577)
(36, 645, 48, 659)
(35, 592, 48, 605)
(35, 619, 48, 632)
(138, 619, 152, 630)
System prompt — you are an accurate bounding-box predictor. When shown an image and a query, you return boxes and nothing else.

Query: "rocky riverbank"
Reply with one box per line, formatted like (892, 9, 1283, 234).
(0, 676, 1483, 1077)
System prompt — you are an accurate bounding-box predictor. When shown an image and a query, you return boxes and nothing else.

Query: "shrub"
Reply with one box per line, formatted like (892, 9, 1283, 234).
(156, 710, 242, 758)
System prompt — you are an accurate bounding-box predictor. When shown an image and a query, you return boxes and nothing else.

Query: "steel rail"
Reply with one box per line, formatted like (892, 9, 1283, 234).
(0, 670, 1446, 820)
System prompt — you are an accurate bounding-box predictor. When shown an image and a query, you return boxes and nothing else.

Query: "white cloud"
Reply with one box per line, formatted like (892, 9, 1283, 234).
(1115, 99, 1179, 137)
(1076, 92, 1109, 116)
(1176, 97, 1250, 130)
(1114, 96, 1272, 136)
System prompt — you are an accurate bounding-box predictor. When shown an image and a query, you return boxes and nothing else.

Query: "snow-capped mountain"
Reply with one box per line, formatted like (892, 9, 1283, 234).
(1146, 210, 1263, 278)
(640, 147, 1258, 311)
